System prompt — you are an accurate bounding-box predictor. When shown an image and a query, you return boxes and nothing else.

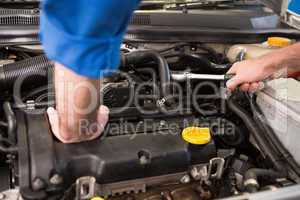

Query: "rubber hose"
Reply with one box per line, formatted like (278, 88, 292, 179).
(248, 95, 300, 177)
(3, 102, 16, 145)
(121, 50, 172, 100)
(227, 98, 285, 172)
(0, 55, 53, 92)
(0, 144, 18, 154)
(183, 53, 230, 73)
(244, 168, 283, 193)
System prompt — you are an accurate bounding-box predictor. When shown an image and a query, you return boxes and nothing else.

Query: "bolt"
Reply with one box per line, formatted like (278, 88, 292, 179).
(0, 193, 5, 200)
(190, 167, 201, 180)
(180, 174, 191, 184)
(159, 120, 166, 127)
(190, 166, 208, 181)
(139, 155, 148, 165)
(50, 174, 63, 185)
(161, 191, 172, 200)
(191, 47, 197, 51)
(32, 177, 46, 191)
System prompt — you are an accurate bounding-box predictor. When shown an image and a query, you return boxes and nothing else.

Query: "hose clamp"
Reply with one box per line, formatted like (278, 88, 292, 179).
(208, 157, 225, 179)
(244, 178, 259, 187)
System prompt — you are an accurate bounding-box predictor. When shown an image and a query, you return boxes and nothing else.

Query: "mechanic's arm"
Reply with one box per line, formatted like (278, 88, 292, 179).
(40, 0, 140, 143)
(226, 43, 300, 92)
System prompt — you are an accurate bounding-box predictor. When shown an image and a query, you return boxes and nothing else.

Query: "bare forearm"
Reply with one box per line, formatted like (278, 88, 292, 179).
(226, 42, 300, 91)
(268, 42, 300, 71)
(54, 63, 101, 142)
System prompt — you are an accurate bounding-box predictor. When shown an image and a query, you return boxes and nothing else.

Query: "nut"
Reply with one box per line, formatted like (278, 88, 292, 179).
(50, 174, 63, 185)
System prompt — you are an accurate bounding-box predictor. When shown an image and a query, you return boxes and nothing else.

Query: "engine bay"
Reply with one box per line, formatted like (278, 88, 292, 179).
(0, 39, 299, 200)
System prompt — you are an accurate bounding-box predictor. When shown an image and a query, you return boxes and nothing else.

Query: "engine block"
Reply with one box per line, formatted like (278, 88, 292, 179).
(16, 110, 216, 199)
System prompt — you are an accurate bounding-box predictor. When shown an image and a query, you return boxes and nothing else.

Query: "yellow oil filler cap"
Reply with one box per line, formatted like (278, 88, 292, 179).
(267, 37, 292, 47)
(91, 197, 105, 200)
(182, 127, 211, 145)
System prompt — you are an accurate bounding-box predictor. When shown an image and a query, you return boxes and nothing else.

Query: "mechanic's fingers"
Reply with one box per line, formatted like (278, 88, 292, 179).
(249, 82, 260, 92)
(258, 81, 265, 90)
(47, 107, 59, 134)
(249, 82, 266, 92)
(240, 83, 250, 92)
(84, 105, 110, 140)
(96, 105, 109, 132)
(47, 107, 77, 143)
(47, 107, 65, 142)
(47, 106, 110, 143)
(226, 75, 243, 91)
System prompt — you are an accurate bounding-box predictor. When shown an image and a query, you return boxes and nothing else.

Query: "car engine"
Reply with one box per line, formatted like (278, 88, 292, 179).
(0, 39, 299, 200)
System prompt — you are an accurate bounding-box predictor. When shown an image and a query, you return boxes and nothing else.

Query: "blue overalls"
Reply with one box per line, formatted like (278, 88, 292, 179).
(40, 0, 141, 78)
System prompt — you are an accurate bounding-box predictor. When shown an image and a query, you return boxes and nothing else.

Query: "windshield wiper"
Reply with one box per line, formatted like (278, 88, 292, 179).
(140, 0, 260, 10)
(165, 0, 233, 10)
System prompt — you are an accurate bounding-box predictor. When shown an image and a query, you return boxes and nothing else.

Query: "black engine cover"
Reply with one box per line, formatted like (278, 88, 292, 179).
(16, 110, 216, 199)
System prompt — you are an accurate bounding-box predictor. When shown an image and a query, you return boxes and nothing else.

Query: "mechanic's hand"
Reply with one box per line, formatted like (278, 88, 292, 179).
(47, 105, 109, 143)
(226, 57, 278, 92)
(47, 62, 110, 144)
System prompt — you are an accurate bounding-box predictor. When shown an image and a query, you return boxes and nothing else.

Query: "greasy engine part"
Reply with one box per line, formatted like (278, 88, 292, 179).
(227, 97, 286, 173)
(0, 55, 53, 92)
(113, 183, 206, 200)
(69, 159, 229, 200)
(121, 50, 172, 106)
(16, 110, 216, 200)
(0, 41, 297, 200)
(84, 180, 211, 200)
(243, 168, 283, 193)
(101, 81, 134, 108)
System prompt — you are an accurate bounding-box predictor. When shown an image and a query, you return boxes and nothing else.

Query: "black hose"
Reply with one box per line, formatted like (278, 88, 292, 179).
(0, 144, 18, 154)
(3, 101, 17, 145)
(183, 53, 230, 73)
(0, 121, 8, 127)
(0, 55, 53, 92)
(0, 129, 17, 153)
(159, 43, 220, 62)
(227, 98, 285, 172)
(121, 50, 172, 103)
(248, 94, 300, 177)
(244, 168, 283, 193)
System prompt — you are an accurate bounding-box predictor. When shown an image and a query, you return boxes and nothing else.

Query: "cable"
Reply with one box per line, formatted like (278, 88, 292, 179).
(3, 102, 16, 145)
(0, 121, 8, 127)
(244, 168, 283, 193)
(227, 97, 286, 172)
(121, 50, 172, 103)
(0, 144, 18, 154)
(159, 43, 221, 63)
(248, 94, 300, 177)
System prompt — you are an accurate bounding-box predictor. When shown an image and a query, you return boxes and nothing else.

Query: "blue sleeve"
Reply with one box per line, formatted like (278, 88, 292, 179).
(288, 0, 300, 15)
(40, 0, 141, 78)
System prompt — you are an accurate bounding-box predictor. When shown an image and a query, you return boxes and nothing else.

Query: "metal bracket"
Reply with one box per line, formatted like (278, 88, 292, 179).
(75, 176, 97, 200)
(208, 157, 225, 179)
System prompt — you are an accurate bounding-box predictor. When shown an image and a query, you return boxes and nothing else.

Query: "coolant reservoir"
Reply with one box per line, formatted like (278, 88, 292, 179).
(257, 78, 300, 164)
(227, 37, 293, 62)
